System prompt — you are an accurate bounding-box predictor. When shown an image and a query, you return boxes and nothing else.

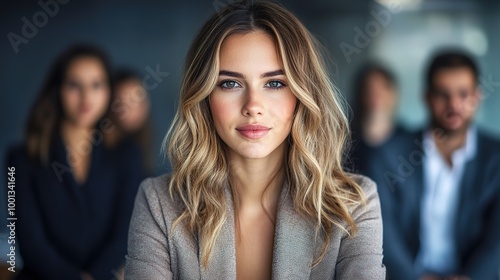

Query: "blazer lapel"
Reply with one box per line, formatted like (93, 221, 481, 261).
(198, 185, 237, 280)
(453, 154, 479, 247)
(198, 182, 317, 279)
(272, 182, 317, 280)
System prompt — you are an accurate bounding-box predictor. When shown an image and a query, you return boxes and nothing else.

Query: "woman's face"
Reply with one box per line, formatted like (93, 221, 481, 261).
(363, 72, 397, 115)
(209, 31, 297, 161)
(114, 79, 150, 133)
(61, 56, 110, 128)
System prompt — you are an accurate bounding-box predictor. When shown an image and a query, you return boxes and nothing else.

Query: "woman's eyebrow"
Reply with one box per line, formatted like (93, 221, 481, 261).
(218, 69, 285, 78)
(219, 70, 243, 78)
(261, 69, 284, 78)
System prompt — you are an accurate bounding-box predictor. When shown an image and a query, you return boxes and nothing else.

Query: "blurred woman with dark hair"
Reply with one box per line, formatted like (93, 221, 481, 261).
(6, 44, 142, 280)
(104, 69, 154, 177)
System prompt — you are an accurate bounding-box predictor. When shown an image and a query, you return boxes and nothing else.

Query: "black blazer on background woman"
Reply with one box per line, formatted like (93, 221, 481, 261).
(6, 133, 143, 280)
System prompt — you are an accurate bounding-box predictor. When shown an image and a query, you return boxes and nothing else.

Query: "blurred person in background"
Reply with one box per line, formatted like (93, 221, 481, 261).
(348, 63, 409, 174)
(6, 45, 142, 280)
(377, 51, 500, 280)
(105, 69, 154, 177)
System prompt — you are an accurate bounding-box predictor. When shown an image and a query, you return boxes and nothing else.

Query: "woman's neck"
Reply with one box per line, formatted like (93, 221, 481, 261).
(228, 144, 286, 216)
(103, 127, 123, 148)
(60, 119, 93, 153)
(60, 119, 95, 185)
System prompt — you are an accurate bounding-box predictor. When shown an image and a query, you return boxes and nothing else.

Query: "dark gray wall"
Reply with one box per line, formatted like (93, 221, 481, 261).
(0, 0, 375, 178)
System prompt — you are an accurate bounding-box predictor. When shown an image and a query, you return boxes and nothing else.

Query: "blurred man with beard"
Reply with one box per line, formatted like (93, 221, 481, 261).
(376, 51, 500, 280)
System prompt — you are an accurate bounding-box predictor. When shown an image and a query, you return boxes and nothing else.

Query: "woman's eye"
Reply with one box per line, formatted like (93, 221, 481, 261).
(66, 81, 80, 90)
(265, 80, 285, 89)
(92, 81, 105, 90)
(219, 80, 240, 89)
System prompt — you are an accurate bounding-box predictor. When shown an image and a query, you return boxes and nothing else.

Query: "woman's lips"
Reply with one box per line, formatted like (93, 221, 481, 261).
(236, 124, 271, 139)
(80, 104, 92, 114)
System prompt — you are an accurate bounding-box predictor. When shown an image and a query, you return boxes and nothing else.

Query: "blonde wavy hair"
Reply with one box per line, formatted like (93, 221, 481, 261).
(163, 0, 365, 268)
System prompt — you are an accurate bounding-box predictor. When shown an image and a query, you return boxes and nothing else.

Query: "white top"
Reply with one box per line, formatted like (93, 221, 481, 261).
(417, 126, 477, 275)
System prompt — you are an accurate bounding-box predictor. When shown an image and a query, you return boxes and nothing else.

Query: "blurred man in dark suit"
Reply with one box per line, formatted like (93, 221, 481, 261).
(373, 51, 500, 280)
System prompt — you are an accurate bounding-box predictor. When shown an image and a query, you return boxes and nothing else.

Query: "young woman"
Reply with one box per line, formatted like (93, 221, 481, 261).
(104, 69, 154, 177)
(125, 1, 385, 279)
(7, 45, 143, 280)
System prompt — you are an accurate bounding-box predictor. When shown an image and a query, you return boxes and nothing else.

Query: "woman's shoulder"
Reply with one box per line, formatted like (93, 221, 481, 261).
(135, 174, 184, 220)
(138, 174, 170, 195)
(347, 173, 377, 197)
(6, 143, 31, 167)
(346, 173, 381, 218)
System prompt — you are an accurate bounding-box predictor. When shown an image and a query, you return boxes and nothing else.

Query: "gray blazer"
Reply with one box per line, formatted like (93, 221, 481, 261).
(124, 174, 385, 279)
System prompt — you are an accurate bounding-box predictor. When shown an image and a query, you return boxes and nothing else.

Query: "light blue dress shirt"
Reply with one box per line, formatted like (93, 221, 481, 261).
(416, 126, 477, 275)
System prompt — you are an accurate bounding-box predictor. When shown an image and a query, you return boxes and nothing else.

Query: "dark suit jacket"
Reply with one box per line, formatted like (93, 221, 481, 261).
(6, 134, 143, 280)
(363, 128, 500, 280)
(348, 125, 409, 175)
